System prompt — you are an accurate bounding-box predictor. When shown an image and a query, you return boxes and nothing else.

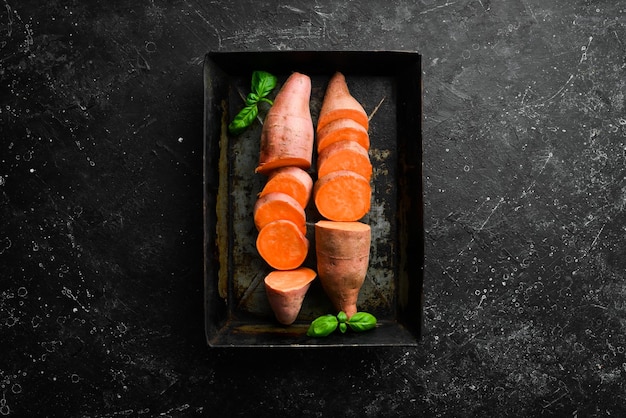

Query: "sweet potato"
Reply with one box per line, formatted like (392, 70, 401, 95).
(264, 267, 317, 325)
(315, 221, 371, 318)
(253, 192, 306, 235)
(316, 72, 368, 134)
(256, 219, 309, 270)
(313, 170, 371, 222)
(316, 118, 370, 153)
(316, 139, 372, 181)
(258, 166, 313, 210)
(256, 72, 314, 175)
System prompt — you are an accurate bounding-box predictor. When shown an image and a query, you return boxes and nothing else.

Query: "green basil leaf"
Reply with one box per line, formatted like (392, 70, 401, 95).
(337, 311, 348, 323)
(307, 314, 338, 337)
(228, 104, 258, 135)
(251, 71, 277, 98)
(245, 92, 260, 106)
(347, 312, 377, 332)
(339, 323, 347, 334)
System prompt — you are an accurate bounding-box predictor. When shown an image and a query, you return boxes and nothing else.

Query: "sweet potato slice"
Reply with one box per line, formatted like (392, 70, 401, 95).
(253, 192, 306, 235)
(258, 166, 313, 210)
(264, 267, 317, 325)
(314, 170, 371, 222)
(316, 72, 368, 133)
(316, 140, 372, 181)
(256, 72, 314, 175)
(256, 220, 309, 270)
(315, 221, 371, 318)
(316, 118, 370, 153)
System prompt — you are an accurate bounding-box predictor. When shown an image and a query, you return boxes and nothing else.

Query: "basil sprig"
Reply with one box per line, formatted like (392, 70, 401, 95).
(228, 70, 277, 135)
(306, 311, 377, 338)
(251, 71, 277, 104)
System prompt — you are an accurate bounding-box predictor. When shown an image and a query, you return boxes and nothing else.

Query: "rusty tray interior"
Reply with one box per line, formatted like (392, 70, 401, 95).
(203, 51, 423, 347)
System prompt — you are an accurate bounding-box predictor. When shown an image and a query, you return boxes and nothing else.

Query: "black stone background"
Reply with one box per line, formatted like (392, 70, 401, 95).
(1, 1, 625, 416)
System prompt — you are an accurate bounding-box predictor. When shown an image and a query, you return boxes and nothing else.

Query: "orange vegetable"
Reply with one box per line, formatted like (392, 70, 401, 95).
(256, 72, 314, 175)
(315, 221, 371, 318)
(264, 267, 317, 325)
(316, 118, 370, 153)
(258, 166, 313, 210)
(313, 170, 371, 222)
(316, 139, 372, 181)
(316, 72, 368, 134)
(256, 220, 309, 270)
(253, 192, 306, 235)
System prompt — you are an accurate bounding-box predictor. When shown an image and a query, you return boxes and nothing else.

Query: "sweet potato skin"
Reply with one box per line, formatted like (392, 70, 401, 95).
(316, 256, 368, 318)
(315, 221, 371, 318)
(315, 220, 371, 257)
(264, 267, 317, 325)
(256, 72, 314, 175)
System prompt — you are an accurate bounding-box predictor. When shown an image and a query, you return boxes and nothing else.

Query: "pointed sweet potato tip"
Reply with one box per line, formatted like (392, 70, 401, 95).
(264, 267, 317, 325)
(316, 72, 368, 134)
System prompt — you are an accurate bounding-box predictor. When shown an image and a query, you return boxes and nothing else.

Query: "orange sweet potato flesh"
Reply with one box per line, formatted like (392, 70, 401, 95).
(315, 221, 371, 318)
(256, 220, 309, 270)
(317, 140, 372, 181)
(256, 72, 314, 175)
(317, 72, 368, 134)
(253, 192, 306, 235)
(314, 170, 371, 222)
(258, 166, 313, 210)
(264, 267, 317, 325)
(316, 118, 370, 153)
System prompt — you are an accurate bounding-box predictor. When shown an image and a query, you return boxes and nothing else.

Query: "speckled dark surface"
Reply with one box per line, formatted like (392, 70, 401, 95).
(1, 1, 625, 417)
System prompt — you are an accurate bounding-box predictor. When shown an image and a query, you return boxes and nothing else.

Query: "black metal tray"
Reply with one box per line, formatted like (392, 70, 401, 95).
(203, 51, 423, 347)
